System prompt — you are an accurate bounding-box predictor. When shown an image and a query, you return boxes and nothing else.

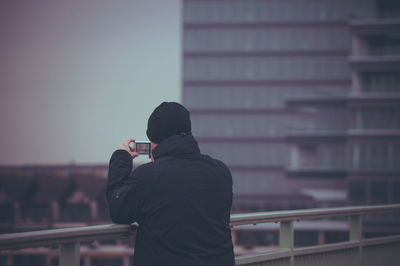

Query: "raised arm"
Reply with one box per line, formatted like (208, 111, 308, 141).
(106, 139, 142, 224)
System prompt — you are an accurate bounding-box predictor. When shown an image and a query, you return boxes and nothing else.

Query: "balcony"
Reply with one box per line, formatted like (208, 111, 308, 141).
(286, 128, 400, 140)
(347, 128, 400, 138)
(348, 91, 400, 100)
(1, 204, 399, 266)
(285, 92, 400, 107)
(285, 91, 348, 105)
(286, 165, 347, 179)
(349, 18, 400, 35)
(286, 128, 347, 140)
(349, 55, 400, 71)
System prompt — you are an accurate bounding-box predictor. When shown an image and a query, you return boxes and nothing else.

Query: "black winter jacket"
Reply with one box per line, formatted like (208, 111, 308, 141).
(107, 135, 235, 266)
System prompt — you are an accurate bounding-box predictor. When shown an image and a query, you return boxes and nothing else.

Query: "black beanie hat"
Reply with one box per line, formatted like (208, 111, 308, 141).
(146, 102, 192, 143)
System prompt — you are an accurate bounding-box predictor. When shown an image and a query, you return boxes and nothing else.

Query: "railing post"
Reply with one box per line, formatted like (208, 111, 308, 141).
(59, 242, 80, 266)
(13, 202, 21, 223)
(90, 200, 98, 221)
(280, 221, 294, 250)
(6, 255, 12, 266)
(350, 215, 362, 241)
(349, 215, 362, 266)
(123, 255, 130, 266)
(280, 221, 294, 266)
(83, 255, 91, 266)
(45, 254, 52, 266)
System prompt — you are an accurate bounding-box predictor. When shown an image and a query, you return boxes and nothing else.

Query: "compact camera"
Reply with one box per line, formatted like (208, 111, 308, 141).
(133, 141, 151, 155)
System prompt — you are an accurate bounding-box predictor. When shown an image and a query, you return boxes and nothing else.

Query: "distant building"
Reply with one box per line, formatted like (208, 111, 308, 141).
(182, 0, 400, 241)
(182, 0, 399, 204)
(347, 1, 400, 234)
(0, 164, 109, 230)
(0, 165, 133, 266)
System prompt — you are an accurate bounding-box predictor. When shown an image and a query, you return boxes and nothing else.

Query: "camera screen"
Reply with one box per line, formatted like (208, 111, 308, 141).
(135, 142, 151, 154)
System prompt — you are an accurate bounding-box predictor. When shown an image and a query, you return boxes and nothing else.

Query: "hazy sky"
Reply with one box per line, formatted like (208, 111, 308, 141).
(0, 0, 181, 165)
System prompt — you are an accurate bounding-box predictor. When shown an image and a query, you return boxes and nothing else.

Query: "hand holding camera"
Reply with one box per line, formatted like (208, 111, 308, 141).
(118, 139, 151, 159)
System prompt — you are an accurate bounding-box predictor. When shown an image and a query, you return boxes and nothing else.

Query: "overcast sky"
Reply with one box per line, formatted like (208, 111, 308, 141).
(0, 0, 181, 165)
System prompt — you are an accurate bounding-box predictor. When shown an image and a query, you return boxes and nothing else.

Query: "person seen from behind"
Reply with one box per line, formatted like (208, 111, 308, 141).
(107, 102, 235, 266)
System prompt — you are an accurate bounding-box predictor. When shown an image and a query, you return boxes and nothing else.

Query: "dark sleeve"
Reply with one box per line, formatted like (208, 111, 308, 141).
(213, 158, 233, 211)
(224, 164, 233, 211)
(106, 150, 147, 224)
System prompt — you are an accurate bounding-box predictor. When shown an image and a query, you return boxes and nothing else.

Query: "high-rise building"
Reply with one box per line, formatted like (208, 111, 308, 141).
(347, 0, 400, 234)
(182, 0, 399, 225)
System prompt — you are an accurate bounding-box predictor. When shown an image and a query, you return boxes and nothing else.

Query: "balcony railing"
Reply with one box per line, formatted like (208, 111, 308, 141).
(1, 204, 400, 266)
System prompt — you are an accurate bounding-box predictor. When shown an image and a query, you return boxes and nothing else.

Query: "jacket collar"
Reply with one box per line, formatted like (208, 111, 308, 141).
(152, 134, 200, 160)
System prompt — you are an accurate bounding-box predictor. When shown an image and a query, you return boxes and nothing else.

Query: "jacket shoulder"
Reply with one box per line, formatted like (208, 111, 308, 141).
(132, 162, 155, 177)
(201, 154, 231, 175)
(125, 162, 155, 186)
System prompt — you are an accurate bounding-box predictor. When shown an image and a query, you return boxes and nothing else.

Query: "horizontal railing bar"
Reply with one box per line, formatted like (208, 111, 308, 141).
(0, 224, 136, 251)
(230, 204, 400, 226)
(235, 235, 400, 265)
(4, 232, 134, 251)
(293, 241, 360, 256)
(293, 235, 400, 256)
(1, 204, 399, 251)
(235, 250, 291, 265)
(362, 234, 400, 247)
(0, 246, 134, 255)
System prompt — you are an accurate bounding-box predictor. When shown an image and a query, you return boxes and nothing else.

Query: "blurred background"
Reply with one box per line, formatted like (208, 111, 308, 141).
(0, 0, 181, 165)
(1, 0, 400, 265)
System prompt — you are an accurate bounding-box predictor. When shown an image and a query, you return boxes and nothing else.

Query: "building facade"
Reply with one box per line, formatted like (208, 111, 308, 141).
(347, 1, 400, 233)
(182, 0, 399, 230)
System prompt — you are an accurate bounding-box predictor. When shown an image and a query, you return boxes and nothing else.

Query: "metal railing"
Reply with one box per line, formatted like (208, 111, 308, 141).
(232, 204, 400, 266)
(1, 204, 400, 266)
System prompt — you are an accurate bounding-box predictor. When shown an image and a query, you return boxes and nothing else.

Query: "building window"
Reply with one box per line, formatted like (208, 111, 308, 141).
(361, 72, 400, 92)
(184, 56, 349, 80)
(393, 144, 400, 170)
(183, 0, 368, 23)
(183, 27, 350, 52)
(199, 142, 287, 166)
(377, 0, 400, 18)
(360, 108, 400, 129)
(366, 34, 400, 56)
(349, 181, 366, 205)
(358, 143, 390, 169)
(369, 143, 389, 169)
(370, 181, 388, 204)
(298, 145, 317, 168)
(294, 231, 318, 247)
(392, 182, 400, 203)
(325, 231, 349, 244)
